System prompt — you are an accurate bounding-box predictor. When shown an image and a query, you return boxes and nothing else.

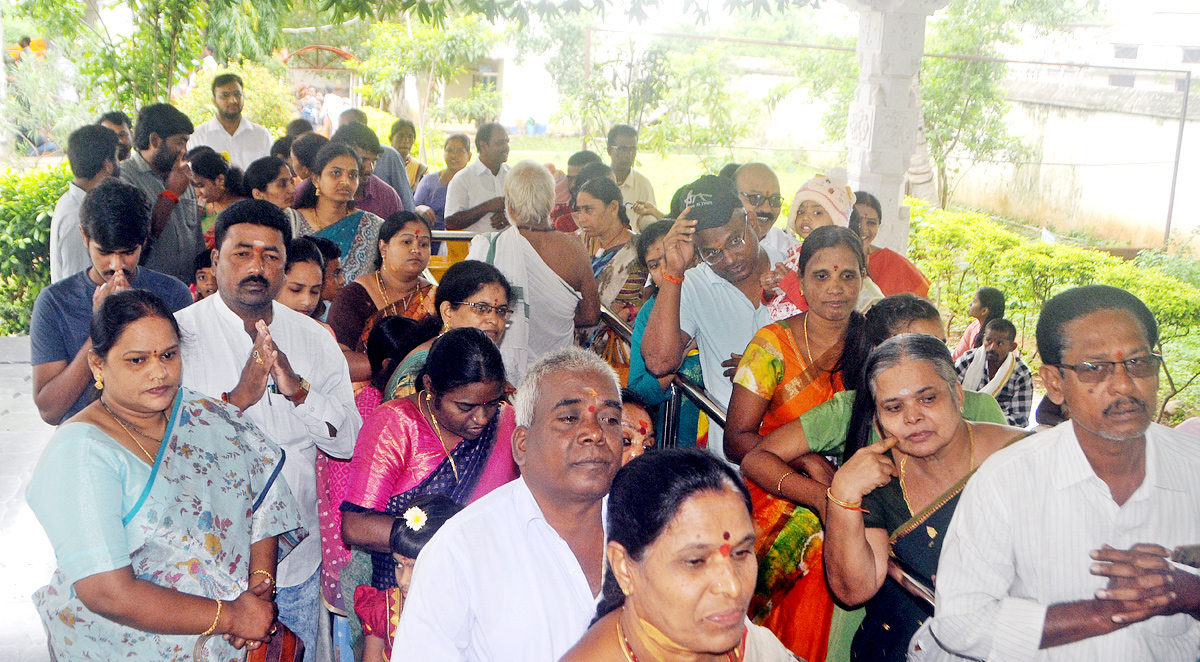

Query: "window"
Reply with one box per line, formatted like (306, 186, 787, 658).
(1109, 73, 1136, 87)
(1113, 44, 1139, 59)
(1184, 48, 1200, 63)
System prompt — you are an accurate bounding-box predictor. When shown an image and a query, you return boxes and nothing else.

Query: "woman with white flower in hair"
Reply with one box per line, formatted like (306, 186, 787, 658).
(355, 492, 462, 662)
(339, 328, 518, 648)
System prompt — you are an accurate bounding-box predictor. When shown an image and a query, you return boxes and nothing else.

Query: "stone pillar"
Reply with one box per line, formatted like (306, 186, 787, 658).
(837, 0, 948, 253)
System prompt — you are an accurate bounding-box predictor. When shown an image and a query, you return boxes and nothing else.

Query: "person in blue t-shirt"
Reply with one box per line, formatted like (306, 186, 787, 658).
(31, 178, 194, 425)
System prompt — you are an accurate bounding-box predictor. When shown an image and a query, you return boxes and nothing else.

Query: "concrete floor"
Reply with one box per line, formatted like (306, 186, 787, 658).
(0, 336, 57, 662)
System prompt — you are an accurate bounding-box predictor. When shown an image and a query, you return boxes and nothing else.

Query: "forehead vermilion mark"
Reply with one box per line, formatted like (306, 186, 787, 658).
(723, 531, 731, 540)
(1115, 350, 1125, 361)
(719, 544, 732, 557)
(587, 405, 595, 413)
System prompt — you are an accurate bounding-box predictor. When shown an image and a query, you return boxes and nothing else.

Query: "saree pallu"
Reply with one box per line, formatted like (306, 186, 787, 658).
(295, 209, 384, 283)
(31, 389, 306, 661)
(579, 240, 648, 373)
(384, 349, 429, 401)
(852, 475, 967, 662)
(734, 318, 843, 662)
(339, 398, 519, 589)
(355, 283, 434, 353)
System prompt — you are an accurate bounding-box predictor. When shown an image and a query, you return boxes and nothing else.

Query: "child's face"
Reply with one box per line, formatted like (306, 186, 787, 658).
(194, 267, 217, 299)
(276, 261, 324, 317)
(393, 553, 417, 599)
(322, 258, 344, 301)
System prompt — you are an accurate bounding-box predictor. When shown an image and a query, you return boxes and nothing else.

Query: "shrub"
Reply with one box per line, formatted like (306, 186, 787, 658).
(0, 164, 71, 334)
(177, 62, 296, 137)
(907, 196, 1200, 419)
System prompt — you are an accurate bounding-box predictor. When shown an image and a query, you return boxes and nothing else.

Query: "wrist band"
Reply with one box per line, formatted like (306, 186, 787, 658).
(776, 470, 795, 493)
(251, 569, 274, 584)
(159, 189, 180, 203)
(662, 272, 684, 285)
(202, 598, 222, 636)
(826, 487, 870, 514)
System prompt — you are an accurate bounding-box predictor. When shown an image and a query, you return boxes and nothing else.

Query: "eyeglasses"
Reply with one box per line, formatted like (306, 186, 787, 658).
(455, 301, 514, 319)
(739, 191, 783, 208)
(1056, 354, 1162, 384)
(698, 220, 752, 266)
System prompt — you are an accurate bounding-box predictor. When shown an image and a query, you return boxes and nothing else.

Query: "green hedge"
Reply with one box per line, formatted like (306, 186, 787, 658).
(907, 197, 1200, 420)
(0, 164, 71, 335)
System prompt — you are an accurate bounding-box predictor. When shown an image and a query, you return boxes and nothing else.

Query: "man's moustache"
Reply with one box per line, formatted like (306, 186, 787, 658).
(1104, 397, 1148, 416)
(756, 211, 776, 222)
(239, 276, 270, 287)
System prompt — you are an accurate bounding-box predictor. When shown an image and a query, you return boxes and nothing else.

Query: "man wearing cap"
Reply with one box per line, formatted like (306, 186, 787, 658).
(641, 175, 784, 461)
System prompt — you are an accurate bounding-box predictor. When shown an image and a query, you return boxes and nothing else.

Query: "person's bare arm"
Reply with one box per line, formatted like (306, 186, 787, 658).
(341, 346, 373, 383)
(73, 540, 278, 644)
(562, 236, 600, 327)
(444, 197, 504, 231)
(823, 439, 897, 605)
(641, 215, 696, 377)
(740, 422, 830, 515)
(341, 510, 395, 554)
(723, 384, 771, 464)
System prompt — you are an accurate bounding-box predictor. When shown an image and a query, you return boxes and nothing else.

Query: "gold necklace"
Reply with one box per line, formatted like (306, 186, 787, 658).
(899, 423, 975, 515)
(802, 313, 815, 367)
(375, 270, 422, 316)
(100, 399, 161, 463)
(616, 606, 742, 662)
(421, 392, 460, 481)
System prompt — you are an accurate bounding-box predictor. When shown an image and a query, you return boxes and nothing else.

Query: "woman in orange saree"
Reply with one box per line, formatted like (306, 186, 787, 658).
(726, 226, 873, 662)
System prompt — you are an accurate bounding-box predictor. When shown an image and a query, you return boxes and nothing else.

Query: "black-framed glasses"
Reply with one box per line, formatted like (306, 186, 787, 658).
(455, 301, 514, 319)
(739, 191, 783, 208)
(1056, 354, 1162, 384)
(698, 217, 753, 266)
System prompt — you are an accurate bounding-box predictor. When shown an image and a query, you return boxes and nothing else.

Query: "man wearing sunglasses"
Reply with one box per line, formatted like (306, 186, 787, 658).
(642, 175, 784, 462)
(929, 285, 1200, 661)
(735, 162, 797, 255)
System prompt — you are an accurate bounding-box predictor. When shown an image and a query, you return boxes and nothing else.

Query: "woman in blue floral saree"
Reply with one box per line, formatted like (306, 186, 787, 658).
(26, 290, 306, 661)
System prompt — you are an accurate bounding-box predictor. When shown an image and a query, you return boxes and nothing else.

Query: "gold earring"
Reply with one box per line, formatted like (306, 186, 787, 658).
(315, 185, 321, 197)
(94, 374, 104, 390)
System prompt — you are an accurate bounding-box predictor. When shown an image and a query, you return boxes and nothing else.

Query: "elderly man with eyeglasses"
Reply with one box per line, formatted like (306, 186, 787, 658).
(735, 162, 798, 255)
(641, 175, 784, 462)
(925, 284, 1200, 662)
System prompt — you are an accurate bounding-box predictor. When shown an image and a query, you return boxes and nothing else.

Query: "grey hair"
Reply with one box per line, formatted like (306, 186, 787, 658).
(504, 160, 556, 229)
(514, 347, 620, 427)
(866, 333, 961, 409)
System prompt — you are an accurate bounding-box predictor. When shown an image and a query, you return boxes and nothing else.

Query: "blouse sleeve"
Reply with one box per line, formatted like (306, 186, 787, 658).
(327, 282, 375, 349)
(342, 402, 418, 511)
(732, 330, 784, 400)
(25, 428, 137, 585)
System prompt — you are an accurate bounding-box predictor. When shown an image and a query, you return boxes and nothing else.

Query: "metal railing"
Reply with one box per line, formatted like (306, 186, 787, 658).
(598, 305, 727, 449)
(429, 229, 729, 448)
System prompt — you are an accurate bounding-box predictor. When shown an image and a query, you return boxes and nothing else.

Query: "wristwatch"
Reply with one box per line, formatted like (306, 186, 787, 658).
(284, 377, 310, 403)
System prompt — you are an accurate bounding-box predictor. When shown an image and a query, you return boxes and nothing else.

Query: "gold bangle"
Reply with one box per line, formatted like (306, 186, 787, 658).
(826, 487, 869, 513)
(201, 598, 222, 636)
(776, 470, 795, 493)
(251, 569, 275, 585)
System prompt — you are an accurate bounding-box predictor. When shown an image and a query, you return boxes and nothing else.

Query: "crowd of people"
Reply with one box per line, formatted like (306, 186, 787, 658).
(23, 72, 1200, 662)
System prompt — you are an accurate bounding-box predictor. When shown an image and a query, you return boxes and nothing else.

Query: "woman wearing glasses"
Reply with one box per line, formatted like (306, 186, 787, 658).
(340, 328, 519, 628)
(382, 259, 515, 400)
(724, 226, 874, 662)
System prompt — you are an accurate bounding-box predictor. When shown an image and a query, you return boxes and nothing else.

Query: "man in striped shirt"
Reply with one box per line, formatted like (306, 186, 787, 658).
(928, 285, 1200, 661)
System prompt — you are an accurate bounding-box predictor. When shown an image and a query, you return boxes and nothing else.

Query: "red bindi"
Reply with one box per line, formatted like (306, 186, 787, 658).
(723, 531, 731, 540)
(719, 544, 732, 557)
(1115, 350, 1125, 361)
(587, 405, 595, 412)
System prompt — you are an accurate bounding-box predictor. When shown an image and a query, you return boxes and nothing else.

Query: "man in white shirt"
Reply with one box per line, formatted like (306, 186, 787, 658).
(608, 123, 659, 231)
(444, 122, 509, 233)
(50, 125, 118, 282)
(736, 162, 797, 255)
(392, 347, 623, 662)
(187, 73, 272, 170)
(641, 175, 783, 461)
(174, 199, 360, 656)
(929, 284, 1200, 662)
